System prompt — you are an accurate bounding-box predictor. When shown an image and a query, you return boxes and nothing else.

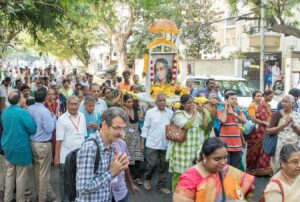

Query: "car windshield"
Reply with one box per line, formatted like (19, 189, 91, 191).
(190, 79, 257, 97)
(219, 80, 257, 97)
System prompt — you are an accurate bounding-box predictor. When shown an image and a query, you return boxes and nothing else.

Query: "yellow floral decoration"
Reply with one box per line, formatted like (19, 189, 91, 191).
(150, 84, 189, 98)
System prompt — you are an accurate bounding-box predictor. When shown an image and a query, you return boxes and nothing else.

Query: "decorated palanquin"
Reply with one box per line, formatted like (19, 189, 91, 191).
(137, 19, 189, 107)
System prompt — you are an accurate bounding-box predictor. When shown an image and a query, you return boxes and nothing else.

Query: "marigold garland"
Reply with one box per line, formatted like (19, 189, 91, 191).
(150, 84, 189, 98)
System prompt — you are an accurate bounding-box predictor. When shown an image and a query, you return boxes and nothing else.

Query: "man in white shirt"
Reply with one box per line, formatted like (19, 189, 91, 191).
(79, 83, 107, 115)
(140, 93, 173, 194)
(80, 74, 88, 86)
(54, 95, 87, 202)
(0, 77, 13, 108)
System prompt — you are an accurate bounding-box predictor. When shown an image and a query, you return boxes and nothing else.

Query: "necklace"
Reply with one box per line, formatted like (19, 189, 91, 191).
(281, 170, 295, 185)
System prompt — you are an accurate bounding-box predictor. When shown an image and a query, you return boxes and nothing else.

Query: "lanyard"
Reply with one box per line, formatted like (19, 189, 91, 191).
(69, 115, 81, 132)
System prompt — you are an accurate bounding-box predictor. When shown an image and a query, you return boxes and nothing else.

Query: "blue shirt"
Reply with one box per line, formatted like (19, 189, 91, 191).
(76, 134, 114, 202)
(192, 87, 213, 97)
(83, 111, 101, 140)
(79, 98, 108, 116)
(1, 105, 36, 165)
(28, 103, 56, 142)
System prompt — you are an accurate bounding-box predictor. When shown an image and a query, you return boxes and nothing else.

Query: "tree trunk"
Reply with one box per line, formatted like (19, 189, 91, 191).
(117, 40, 127, 74)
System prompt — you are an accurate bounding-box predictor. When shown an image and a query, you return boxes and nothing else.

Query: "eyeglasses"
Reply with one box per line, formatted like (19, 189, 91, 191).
(286, 160, 300, 166)
(110, 125, 126, 131)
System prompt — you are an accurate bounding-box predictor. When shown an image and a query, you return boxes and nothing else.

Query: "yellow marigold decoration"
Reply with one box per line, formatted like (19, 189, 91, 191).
(194, 97, 207, 106)
(172, 102, 181, 110)
(143, 54, 148, 76)
(123, 90, 137, 100)
(146, 38, 177, 50)
(150, 84, 189, 98)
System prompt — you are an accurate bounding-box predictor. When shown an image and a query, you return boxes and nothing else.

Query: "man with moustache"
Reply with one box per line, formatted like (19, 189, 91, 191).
(54, 95, 87, 202)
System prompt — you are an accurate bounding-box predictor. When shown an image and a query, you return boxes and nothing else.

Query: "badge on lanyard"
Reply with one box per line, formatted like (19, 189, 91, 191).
(235, 186, 244, 200)
(69, 115, 81, 134)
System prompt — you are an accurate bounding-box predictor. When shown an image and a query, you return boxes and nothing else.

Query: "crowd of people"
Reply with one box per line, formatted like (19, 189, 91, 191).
(0, 66, 299, 202)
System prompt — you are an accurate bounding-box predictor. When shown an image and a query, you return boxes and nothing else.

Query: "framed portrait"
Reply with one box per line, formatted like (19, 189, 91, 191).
(151, 53, 176, 85)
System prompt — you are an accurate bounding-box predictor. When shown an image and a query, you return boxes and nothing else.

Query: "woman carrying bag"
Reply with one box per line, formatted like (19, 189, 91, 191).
(166, 94, 204, 191)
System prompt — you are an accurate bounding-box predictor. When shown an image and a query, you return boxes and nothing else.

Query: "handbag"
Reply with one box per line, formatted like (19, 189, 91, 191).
(243, 120, 255, 136)
(262, 133, 278, 156)
(165, 123, 187, 143)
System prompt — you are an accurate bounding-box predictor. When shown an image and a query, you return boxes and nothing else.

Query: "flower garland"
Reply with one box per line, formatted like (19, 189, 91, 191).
(150, 84, 189, 98)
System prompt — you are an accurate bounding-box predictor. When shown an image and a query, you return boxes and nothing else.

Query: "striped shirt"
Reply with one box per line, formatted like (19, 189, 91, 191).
(217, 107, 244, 152)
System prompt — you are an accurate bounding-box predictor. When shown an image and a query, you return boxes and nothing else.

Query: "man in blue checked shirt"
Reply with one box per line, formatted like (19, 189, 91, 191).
(76, 107, 130, 202)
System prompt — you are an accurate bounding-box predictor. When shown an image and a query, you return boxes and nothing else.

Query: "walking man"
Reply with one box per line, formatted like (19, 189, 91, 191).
(27, 90, 56, 202)
(54, 95, 87, 202)
(1, 90, 36, 202)
(79, 83, 107, 115)
(141, 93, 173, 194)
(76, 107, 129, 201)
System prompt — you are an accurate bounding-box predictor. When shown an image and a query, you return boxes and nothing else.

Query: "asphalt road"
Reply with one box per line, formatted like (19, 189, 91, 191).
(0, 166, 269, 202)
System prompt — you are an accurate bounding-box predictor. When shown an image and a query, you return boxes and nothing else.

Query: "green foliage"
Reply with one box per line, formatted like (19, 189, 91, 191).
(180, 0, 220, 59)
(24, 3, 107, 66)
(0, 0, 100, 57)
(226, 0, 300, 38)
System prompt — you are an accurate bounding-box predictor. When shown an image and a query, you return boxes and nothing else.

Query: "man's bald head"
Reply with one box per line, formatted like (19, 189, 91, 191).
(8, 90, 21, 105)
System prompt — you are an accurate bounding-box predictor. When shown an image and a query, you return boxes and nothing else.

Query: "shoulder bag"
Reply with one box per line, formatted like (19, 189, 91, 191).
(165, 112, 187, 143)
(262, 133, 278, 156)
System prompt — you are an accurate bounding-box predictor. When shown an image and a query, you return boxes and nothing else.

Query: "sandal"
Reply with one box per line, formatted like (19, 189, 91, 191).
(158, 188, 171, 194)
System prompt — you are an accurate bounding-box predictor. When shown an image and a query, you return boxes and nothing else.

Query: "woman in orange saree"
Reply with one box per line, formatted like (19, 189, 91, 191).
(173, 137, 255, 202)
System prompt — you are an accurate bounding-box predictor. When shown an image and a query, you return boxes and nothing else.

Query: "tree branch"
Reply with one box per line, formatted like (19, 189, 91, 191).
(236, 16, 260, 21)
(270, 23, 300, 38)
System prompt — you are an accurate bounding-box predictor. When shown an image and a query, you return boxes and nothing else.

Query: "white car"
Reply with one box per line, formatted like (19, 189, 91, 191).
(182, 75, 278, 111)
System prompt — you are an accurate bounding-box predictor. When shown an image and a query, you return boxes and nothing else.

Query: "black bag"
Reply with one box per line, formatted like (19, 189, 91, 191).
(64, 138, 100, 201)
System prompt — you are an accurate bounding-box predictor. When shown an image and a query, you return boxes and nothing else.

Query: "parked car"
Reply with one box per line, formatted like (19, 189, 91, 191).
(96, 66, 118, 79)
(182, 75, 278, 111)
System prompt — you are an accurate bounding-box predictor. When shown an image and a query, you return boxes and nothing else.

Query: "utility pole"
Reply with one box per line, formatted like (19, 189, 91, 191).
(260, 0, 265, 91)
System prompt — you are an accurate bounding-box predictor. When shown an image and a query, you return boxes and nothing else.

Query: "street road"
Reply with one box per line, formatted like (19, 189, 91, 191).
(0, 166, 269, 202)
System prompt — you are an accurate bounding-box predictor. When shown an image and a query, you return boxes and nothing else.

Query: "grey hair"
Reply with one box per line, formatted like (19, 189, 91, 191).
(283, 94, 295, 104)
(8, 90, 20, 105)
(84, 96, 95, 104)
(101, 107, 128, 126)
(280, 144, 300, 163)
(67, 95, 79, 104)
(156, 93, 166, 100)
